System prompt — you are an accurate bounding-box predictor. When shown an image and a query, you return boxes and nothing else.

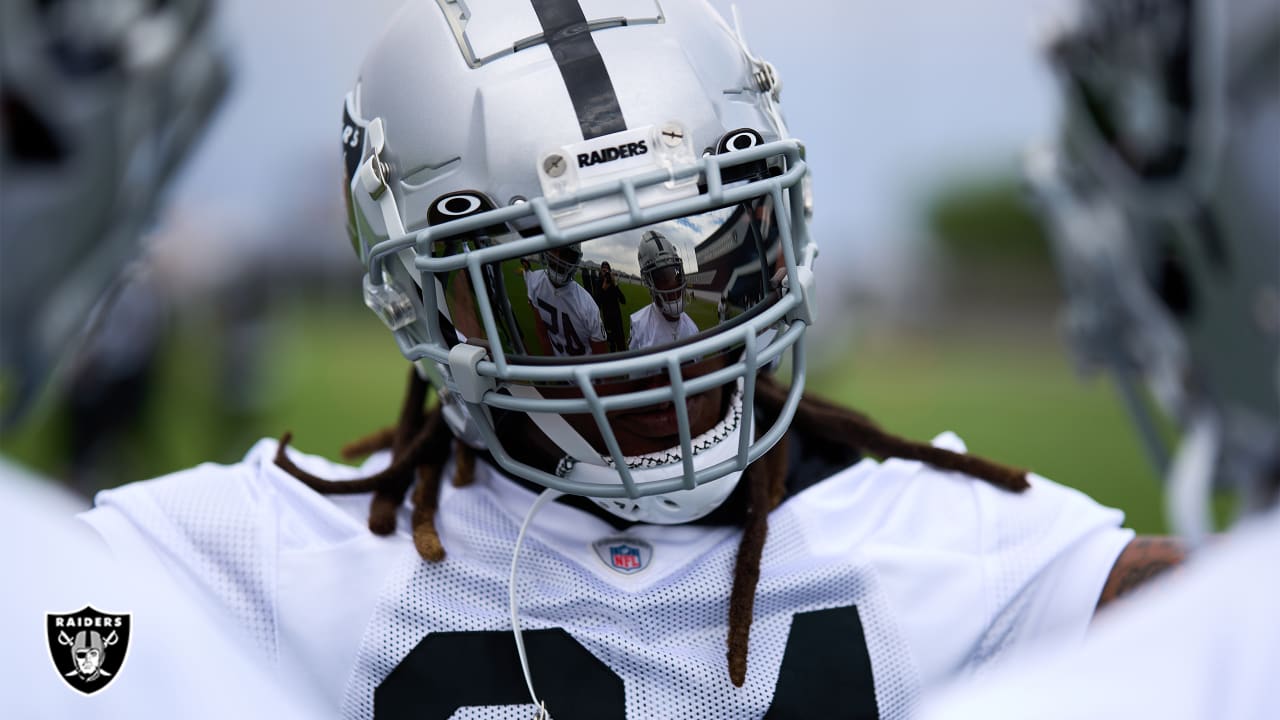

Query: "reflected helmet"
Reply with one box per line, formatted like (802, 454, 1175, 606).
(543, 243, 583, 288)
(638, 230, 688, 320)
(345, 0, 815, 523)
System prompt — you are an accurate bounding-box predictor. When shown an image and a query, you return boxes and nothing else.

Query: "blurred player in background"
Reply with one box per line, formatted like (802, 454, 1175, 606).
(0, 0, 320, 715)
(922, 0, 1279, 717)
(79, 1, 1185, 716)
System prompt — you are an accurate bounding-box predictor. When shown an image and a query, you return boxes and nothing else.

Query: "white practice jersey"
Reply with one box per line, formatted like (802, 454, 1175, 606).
(0, 457, 322, 719)
(628, 304, 699, 351)
(921, 506, 1280, 720)
(81, 432, 1132, 719)
(525, 269, 605, 357)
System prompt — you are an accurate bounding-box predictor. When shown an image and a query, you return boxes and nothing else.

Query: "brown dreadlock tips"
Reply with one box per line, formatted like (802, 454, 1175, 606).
(411, 462, 447, 562)
(412, 520, 446, 562)
(368, 498, 400, 536)
(273, 432, 386, 496)
(728, 655, 748, 688)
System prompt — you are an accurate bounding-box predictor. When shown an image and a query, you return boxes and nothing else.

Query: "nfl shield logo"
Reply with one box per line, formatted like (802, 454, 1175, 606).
(46, 606, 131, 695)
(611, 545, 641, 571)
(591, 537, 653, 575)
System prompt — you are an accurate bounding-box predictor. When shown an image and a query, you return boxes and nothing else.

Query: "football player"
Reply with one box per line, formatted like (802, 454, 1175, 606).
(921, 0, 1280, 717)
(0, 0, 321, 715)
(629, 231, 700, 350)
(84, 1, 1181, 716)
(595, 260, 628, 352)
(526, 243, 609, 356)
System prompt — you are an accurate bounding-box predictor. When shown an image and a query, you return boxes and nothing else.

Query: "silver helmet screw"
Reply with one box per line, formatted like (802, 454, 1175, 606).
(543, 154, 566, 177)
(660, 123, 685, 148)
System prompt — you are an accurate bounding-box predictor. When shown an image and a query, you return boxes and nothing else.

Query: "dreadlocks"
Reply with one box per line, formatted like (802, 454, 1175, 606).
(274, 366, 1029, 688)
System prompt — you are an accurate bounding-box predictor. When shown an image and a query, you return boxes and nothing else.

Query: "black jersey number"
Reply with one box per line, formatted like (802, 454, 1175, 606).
(374, 605, 879, 719)
(536, 298, 587, 356)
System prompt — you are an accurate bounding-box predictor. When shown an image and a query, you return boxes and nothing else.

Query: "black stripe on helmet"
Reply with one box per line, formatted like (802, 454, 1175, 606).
(529, 0, 627, 140)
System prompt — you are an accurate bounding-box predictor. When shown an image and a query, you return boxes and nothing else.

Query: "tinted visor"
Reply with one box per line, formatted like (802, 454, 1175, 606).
(647, 265, 686, 295)
(437, 196, 783, 362)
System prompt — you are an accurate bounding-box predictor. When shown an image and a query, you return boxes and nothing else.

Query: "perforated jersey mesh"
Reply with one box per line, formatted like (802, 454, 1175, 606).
(100, 465, 278, 661)
(342, 485, 921, 719)
(968, 473, 1103, 676)
(968, 514, 1039, 673)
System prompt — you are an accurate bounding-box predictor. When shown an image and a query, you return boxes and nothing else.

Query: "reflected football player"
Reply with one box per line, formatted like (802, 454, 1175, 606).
(629, 230, 699, 350)
(922, 0, 1279, 718)
(595, 261, 628, 352)
(83, 1, 1181, 716)
(525, 244, 608, 356)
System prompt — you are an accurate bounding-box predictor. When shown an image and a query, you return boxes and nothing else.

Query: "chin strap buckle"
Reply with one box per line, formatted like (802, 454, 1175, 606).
(448, 343, 495, 404)
(356, 117, 407, 240)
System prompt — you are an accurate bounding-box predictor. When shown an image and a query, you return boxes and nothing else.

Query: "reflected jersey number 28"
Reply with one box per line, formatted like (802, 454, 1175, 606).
(536, 298, 587, 356)
(374, 605, 881, 719)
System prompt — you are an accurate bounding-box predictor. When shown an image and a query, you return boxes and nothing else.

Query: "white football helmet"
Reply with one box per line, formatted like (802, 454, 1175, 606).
(0, 0, 228, 423)
(638, 230, 688, 320)
(542, 242, 584, 288)
(345, 0, 815, 523)
(1031, 0, 1279, 541)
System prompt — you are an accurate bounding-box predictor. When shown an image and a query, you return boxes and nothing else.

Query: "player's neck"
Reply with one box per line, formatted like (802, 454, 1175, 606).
(471, 444, 753, 530)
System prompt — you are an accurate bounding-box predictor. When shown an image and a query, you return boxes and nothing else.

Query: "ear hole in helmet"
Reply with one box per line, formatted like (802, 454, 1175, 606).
(1, 90, 66, 163)
(719, 129, 762, 153)
(715, 128, 768, 184)
(427, 190, 510, 243)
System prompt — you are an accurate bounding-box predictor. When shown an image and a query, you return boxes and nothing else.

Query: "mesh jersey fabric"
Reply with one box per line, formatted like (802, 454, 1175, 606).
(921, 504, 1280, 720)
(83, 431, 1133, 718)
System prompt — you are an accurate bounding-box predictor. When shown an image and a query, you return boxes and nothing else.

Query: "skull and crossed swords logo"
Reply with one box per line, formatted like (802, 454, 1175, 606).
(46, 606, 131, 694)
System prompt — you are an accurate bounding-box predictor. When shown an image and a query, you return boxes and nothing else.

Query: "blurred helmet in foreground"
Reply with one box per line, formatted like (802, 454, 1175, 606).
(345, 0, 815, 523)
(0, 0, 228, 423)
(1030, 0, 1279, 541)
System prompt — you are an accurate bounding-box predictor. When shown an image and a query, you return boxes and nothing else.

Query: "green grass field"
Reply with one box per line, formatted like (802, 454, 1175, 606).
(2, 300, 1173, 533)
(808, 334, 1168, 533)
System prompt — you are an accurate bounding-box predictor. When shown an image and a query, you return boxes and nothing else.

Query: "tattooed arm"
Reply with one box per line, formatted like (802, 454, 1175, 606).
(1095, 536, 1187, 612)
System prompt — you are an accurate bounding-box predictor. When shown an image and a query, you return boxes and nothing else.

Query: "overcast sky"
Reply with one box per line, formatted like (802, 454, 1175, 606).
(162, 0, 1073, 292)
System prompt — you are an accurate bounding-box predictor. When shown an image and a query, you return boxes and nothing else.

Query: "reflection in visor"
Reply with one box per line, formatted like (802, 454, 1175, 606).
(437, 197, 783, 363)
(647, 265, 687, 320)
(544, 244, 583, 287)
